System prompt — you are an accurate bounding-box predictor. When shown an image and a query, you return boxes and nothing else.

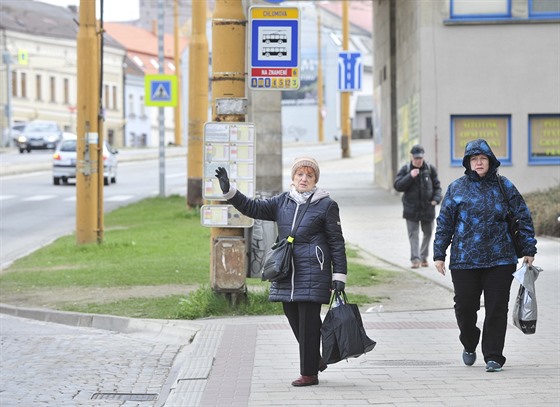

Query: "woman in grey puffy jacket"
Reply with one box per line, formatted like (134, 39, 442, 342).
(434, 138, 537, 373)
(215, 157, 347, 387)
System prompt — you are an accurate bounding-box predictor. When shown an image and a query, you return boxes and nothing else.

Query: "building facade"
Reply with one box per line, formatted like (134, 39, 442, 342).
(372, 0, 560, 194)
(0, 1, 126, 147)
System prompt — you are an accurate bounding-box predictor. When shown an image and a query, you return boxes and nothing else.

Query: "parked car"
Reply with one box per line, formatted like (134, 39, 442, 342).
(16, 120, 63, 153)
(52, 133, 118, 186)
(2, 122, 28, 147)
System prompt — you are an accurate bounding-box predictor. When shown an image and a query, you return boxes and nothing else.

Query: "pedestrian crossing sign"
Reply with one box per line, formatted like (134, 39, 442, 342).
(145, 74, 178, 107)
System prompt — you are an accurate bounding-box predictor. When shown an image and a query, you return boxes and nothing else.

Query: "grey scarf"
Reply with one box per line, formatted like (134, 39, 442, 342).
(289, 185, 317, 205)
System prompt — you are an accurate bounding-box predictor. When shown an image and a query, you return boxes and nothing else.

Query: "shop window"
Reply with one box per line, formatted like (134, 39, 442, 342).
(450, 115, 512, 166)
(528, 114, 560, 165)
(529, 0, 560, 18)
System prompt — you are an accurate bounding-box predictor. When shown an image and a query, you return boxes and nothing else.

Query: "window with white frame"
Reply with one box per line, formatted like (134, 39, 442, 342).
(36, 75, 42, 101)
(140, 95, 146, 117)
(450, 0, 511, 19)
(128, 94, 135, 117)
(12, 72, 17, 97)
(104, 84, 110, 110)
(49, 76, 56, 102)
(112, 86, 118, 111)
(64, 78, 69, 104)
(21, 72, 27, 98)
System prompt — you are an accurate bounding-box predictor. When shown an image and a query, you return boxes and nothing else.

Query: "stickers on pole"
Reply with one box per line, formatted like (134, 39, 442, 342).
(248, 6, 300, 90)
(201, 205, 254, 228)
(201, 122, 256, 228)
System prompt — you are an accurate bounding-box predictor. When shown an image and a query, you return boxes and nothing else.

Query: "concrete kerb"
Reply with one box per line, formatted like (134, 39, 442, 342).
(0, 303, 199, 345)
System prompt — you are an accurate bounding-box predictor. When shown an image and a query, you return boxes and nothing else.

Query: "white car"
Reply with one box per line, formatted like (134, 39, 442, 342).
(52, 133, 118, 186)
(2, 122, 27, 147)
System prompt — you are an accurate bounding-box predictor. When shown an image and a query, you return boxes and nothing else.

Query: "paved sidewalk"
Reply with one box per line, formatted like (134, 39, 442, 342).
(1, 142, 558, 406)
(162, 148, 559, 406)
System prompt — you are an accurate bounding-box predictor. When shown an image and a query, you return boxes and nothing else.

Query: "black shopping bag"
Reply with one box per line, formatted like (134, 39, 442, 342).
(321, 291, 376, 365)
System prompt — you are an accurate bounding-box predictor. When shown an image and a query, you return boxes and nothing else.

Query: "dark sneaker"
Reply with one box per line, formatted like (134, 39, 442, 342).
(462, 350, 476, 366)
(486, 361, 502, 372)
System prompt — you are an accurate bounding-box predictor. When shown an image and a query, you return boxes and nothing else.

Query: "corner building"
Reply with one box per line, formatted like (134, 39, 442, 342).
(372, 0, 560, 193)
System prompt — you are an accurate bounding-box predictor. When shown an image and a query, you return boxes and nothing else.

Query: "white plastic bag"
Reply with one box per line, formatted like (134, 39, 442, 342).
(512, 263, 543, 335)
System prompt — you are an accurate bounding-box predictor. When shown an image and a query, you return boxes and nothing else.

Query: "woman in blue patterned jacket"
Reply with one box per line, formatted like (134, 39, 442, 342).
(433, 138, 537, 373)
(215, 157, 347, 387)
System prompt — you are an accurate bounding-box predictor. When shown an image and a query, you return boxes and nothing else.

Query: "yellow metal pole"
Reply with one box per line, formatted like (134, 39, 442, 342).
(97, 19, 104, 243)
(317, 7, 324, 143)
(187, 0, 209, 208)
(341, 0, 351, 158)
(210, 0, 245, 289)
(174, 0, 182, 146)
(76, 0, 100, 244)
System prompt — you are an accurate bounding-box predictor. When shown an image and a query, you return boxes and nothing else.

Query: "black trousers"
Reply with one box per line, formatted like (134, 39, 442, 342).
(451, 264, 515, 366)
(283, 301, 323, 376)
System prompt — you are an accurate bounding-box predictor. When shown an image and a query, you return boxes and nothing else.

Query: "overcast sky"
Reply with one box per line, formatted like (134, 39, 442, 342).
(36, 0, 140, 22)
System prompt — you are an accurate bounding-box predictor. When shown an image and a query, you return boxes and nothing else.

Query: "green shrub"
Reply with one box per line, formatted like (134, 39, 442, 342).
(525, 185, 560, 237)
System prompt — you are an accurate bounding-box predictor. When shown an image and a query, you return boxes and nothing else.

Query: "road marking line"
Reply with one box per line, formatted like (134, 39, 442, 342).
(105, 195, 134, 202)
(23, 195, 56, 201)
(0, 195, 17, 201)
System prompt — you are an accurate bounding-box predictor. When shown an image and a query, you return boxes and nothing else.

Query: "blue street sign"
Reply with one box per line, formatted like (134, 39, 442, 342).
(144, 74, 177, 107)
(151, 81, 171, 101)
(248, 6, 300, 90)
(338, 51, 363, 92)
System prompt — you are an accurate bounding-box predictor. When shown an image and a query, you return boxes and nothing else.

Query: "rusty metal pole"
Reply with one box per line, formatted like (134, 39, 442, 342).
(76, 0, 100, 244)
(173, 0, 182, 146)
(210, 0, 246, 297)
(341, 0, 351, 158)
(187, 0, 208, 208)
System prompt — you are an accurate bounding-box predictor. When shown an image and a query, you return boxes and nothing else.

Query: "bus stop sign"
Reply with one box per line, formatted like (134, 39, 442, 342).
(248, 6, 300, 91)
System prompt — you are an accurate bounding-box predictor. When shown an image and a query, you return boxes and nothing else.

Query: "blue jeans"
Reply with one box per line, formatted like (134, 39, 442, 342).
(451, 264, 515, 366)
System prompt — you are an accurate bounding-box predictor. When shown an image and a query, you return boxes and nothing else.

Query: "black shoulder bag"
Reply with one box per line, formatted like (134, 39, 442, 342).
(497, 176, 523, 258)
(261, 193, 313, 282)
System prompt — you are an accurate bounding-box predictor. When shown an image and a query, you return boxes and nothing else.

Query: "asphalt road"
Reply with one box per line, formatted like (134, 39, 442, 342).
(0, 148, 188, 269)
(0, 140, 371, 269)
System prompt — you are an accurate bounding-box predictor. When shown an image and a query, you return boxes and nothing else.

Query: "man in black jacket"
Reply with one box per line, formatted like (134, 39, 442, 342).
(394, 144, 442, 268)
